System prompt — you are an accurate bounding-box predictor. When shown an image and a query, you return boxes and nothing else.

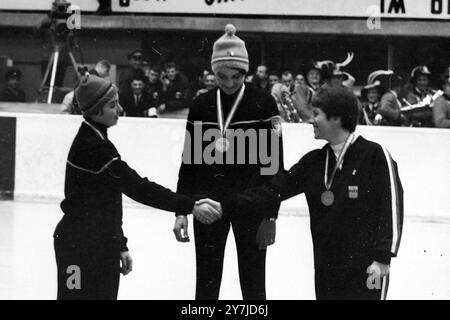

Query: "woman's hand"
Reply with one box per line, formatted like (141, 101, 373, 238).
(120, 251, 133, 275)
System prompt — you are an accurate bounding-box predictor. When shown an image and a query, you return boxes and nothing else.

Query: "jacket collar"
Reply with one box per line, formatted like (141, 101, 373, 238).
(83, 118, 108, 140)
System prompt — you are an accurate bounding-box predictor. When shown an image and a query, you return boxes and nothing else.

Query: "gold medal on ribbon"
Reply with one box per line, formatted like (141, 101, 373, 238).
(321, 133, 356, 207)
(215, 137, 230, 153)
(215, 84, 245, 153)
(321, 190, 335, 207)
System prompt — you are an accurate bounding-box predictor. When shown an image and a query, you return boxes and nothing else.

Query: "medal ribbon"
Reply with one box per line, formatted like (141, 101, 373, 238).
(217, 84, 246, 136)
(324, 133, 356, 190)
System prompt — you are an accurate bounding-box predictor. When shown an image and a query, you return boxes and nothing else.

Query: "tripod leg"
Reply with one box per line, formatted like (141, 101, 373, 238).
(39, 52, 55, 91)
(67, 51, 80, 80)
(47, 49, 60, 104)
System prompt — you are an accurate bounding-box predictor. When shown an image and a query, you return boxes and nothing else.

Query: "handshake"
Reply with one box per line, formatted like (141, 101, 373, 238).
(173, 198, 223, 242)
(191, 198, 223, 224)
(173, 198, 276, 250)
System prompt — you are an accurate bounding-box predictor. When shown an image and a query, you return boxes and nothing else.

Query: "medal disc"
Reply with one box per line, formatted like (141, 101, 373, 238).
(321, 190, 335, 206)
(215, 137, 230, 152)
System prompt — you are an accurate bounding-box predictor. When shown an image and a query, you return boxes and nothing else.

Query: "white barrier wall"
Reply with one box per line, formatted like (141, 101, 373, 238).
(4, 112, 450, 219)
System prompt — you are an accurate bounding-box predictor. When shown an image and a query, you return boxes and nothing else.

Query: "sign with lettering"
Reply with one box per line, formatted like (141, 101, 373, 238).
(112, 0, 450, 20)
(2, 1, 448, 20)
(0, 0, 97, 12)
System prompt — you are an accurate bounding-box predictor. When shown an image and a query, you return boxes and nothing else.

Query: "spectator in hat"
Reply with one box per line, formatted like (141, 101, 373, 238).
(359, 70, 387, 125)
(118, 50, 146, 96)
(404, 66, 434, 105)
(304, 61, 324, 93)
(0, 67, 26, 102)
(323, 53, 355, 89)
(294, 58, 333, 115)
(328, 71, 356, 89)
(433, 69, 450, 128)
(403, 66, 435, 127)
(159, 62, 191, 114)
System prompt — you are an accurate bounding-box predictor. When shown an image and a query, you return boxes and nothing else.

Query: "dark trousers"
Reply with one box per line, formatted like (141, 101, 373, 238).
(54, 237, 121, 300)
(315, 266, 389, 300)
(193, 214, 266, 300)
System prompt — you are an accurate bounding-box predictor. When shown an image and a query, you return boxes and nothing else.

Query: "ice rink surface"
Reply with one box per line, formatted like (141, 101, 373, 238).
(1, 200, 449, 300)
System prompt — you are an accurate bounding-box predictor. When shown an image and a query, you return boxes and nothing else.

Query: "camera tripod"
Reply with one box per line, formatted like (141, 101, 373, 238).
(39, 34, 83, 104)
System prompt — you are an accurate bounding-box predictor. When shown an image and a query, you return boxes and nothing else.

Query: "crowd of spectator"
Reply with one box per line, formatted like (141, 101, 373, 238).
(115, 50, 217, 118)
(1, 48, 449, 128)
(250, 56, 449, 129)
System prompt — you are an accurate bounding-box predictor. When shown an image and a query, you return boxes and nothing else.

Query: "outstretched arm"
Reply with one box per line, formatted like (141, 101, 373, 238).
(107, 159, 196, 214)
(222, 159, 307, 219)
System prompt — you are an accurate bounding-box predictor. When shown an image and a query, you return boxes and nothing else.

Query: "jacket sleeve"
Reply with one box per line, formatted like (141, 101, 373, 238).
(175, 98, 201, 215)
(370, 146, 404, 264)
(222, 155, 307, 219)
(106, 159, 195, 215)
(254, 94, 285, 219)
(378, 93, 401, 122)
(433, 98, 450, 128)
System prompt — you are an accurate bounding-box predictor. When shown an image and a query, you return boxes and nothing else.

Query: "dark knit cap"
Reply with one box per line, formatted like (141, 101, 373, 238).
(75, 74, 117, 116)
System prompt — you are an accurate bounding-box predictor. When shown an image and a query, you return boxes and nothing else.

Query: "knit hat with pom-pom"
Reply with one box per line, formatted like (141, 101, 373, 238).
(211, 24, 249, 73)
(75, 73, 117, 116)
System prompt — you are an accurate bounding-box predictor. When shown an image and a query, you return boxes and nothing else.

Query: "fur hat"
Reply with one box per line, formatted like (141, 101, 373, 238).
(75, 74, 117, 116)
(211, 24, 249, 73)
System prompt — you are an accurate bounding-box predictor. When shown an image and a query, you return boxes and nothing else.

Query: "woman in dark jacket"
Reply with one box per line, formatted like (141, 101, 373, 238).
(54, 74, 222, 300)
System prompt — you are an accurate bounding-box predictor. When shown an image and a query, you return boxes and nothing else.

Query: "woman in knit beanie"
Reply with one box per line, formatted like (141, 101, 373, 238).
(174, 24, 283, 300)
(54, 73, 222, 300)
(75, 74, 121, 119)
